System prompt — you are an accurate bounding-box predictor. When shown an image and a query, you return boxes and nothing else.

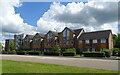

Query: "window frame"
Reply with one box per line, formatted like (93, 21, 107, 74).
(101, 39, 106, 43)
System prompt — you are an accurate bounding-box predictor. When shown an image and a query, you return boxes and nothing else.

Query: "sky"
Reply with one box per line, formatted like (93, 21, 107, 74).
(0, 0, 119, 46)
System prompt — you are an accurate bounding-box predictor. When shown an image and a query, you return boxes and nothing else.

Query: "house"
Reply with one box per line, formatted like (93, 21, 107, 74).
(31, 33, 44, 51)
(5, 39, 14, 51)
(23, 35, 34, 51)
(77, 30, 113, 53)
(58, 27, 84, 53)
(43, 31, 58, 52)
(14, 34, 26, 51)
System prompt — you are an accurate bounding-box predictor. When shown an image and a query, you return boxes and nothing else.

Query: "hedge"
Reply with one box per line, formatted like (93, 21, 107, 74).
(16, 51, 27, 55)
(44, 51, 60, 56)
(2, 51, 8, 54)
(62, 52, 76, 56)
(101, 49, 112, 57)
(7, 50, 16, 54)
(27, 51, 40, 55)
(83, 52, 105, 57)
(62, 48, 76, 56)
(118, 51, 120, 57)
(64, 48, 76, 52)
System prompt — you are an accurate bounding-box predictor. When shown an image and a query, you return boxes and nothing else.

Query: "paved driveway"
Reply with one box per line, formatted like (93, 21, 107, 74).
(1, 54, 119, 71)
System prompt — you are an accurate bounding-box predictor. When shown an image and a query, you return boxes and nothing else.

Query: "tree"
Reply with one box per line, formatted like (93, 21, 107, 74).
(0, 43, 3, 50)
(113, 34, 120, 48)
(9, 41, 14, 51)
(52, 45, 61, 52)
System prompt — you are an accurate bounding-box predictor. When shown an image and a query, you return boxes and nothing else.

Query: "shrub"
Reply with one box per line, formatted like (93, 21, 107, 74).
(62, 51, 76, 56)
(2, 51, 8, 54)
(112, 48, 120, 56)
(8, 50, 16, 54)
(16, 51, 27, 55)
(64, 48, 76, 52)
(62, 48, 76, 56)
(118, 50, 120, 57)
(83, 52, 105, 57)
(44, 51, 60, 56)
(28, 51, 40, 55)
(52, 45, 61, 52)
(101, 49, 112, 57)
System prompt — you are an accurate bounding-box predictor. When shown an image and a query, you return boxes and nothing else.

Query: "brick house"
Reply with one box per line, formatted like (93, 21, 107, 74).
(23, 35, 34, 51)
(31, 33, 44, 51)
(58, 27, 84, 53)
(43, 31, 58, 52)
(77, 30, 113, 53)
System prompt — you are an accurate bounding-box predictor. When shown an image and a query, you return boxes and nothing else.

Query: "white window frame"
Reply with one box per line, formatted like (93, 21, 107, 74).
(85, 40, 89, 43)
(93, 39, 97, 43)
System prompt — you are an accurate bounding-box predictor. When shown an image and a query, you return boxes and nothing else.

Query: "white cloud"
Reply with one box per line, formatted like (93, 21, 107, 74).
(37, 2, 118, 34)
(0, 0, 37, 34)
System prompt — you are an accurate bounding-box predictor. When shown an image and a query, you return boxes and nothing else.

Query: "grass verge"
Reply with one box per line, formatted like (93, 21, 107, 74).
(1, 60, 118, 73)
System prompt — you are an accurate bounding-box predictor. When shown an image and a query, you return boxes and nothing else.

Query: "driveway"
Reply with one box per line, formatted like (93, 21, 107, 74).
(1, 54, 119, 71)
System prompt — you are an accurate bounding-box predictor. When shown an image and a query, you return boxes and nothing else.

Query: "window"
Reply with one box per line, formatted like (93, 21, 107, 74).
(100, 48, 106, 50)
(63, 29, 70, 40)
(79, 40, 82, 44)
(101, 39, 106, 43)
(85, 40, 89, 43)
(93, 39, 97, 43)
(47, 32, 52, 41)
(66, 41, 69, 45)
(92, 48, 95, 52)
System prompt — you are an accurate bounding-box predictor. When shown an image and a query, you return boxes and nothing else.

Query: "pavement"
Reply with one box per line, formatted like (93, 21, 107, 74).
(1, 54, 119, 71)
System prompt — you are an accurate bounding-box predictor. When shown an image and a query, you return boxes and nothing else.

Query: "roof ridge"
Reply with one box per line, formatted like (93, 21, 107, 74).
(83, 30, 111, 34)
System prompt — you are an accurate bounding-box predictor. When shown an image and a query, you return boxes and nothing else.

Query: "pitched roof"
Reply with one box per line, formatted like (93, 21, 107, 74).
(36, 33, 45, 38)
(73, 28, 84, 37)
(78, 30, 112, 40)
(50, 31, 58, 36)
(25, 35, 34, 39)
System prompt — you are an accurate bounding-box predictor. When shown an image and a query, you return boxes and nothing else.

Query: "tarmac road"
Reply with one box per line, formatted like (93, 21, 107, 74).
(1, 54, 119, 71)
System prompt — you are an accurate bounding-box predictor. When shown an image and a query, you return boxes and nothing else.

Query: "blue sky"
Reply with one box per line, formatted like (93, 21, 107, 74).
(15, 2, 69, 26)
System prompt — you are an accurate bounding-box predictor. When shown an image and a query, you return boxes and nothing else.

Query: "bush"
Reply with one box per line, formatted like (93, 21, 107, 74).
(118, 50, 120, 57)
(2, 51, 8, 54)
(52, 45, 61, 52)
(44, 51, 60, 56)
(64, 48, 76, 52)
(62, 48, 76, 56)
(16, 51, 27, 55)
(8, 50, 16, 54)
(62, 51, 76, 56)
(28, 51, 40, 55)
(83, 52, 105, 57)
(113, 48, 120, 56)
(101, 49, 112, 57)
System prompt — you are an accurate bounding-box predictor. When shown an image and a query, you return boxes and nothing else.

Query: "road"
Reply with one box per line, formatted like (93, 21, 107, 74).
(1, 54, 119, 71)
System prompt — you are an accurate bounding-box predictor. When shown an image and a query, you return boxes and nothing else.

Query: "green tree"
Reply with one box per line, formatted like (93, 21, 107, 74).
(9, 41, 14, 51)
(0, 43, 3, 50)
(52, 45, 61, 52)
(113, 34, 120, 48)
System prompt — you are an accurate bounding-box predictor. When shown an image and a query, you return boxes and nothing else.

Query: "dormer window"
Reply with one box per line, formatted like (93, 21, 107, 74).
(63, 29, 70, 40)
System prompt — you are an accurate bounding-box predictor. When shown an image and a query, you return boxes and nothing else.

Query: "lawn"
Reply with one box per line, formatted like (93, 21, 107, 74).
(1, 60, 118, 73)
